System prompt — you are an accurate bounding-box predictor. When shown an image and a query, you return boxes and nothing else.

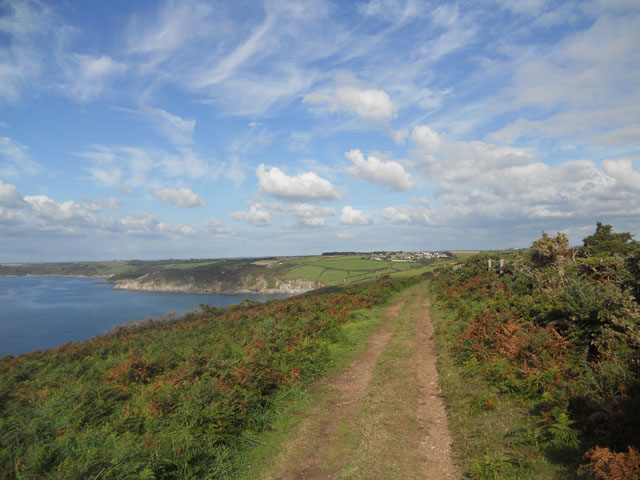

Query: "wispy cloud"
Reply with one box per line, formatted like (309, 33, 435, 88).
(61, 54, 127, 102)
(0, 136, 41, 177)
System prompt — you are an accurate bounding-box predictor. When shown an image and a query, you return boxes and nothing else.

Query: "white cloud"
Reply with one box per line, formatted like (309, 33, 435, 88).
(602, 158, 640, 193)
(289, 203, 337, 226)
(381, 206, 414, 224)
(408, 123, 640, 227)
(391, 128, 409, 145)
(304, 86, 395, 123)
(102, 212, 195, 238)
(339, 205, 376, 225)
(63, 54, 127, 102)
(0, 136, 41, 177)
(139, 106, 195, 145)
(0, 206, 27, 225)
(230, 201, 274, 227)
(257, 163, 341, 202)
(345, 149, 416, 191)
(24, 195, 94, 224)
(0, 180, 26, 208)
(491, 12, 640, 147)
(160, 147, 210, 179)
(153, 187, 204, 208)
(203, 218, 233, 237)
(0, 0, 58, 103)
(224, 155, 247, 186)
(78, 145, 154, 188)
(78, 144, 212, 190)
(411, 126, 442, 151)
(82, 197, 122, 212)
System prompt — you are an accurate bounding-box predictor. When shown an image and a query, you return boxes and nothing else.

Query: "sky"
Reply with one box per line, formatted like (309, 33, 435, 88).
(1, 0, 639, 261)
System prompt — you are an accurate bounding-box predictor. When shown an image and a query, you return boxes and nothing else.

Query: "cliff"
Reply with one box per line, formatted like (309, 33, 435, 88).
(111, 274, 319, 295)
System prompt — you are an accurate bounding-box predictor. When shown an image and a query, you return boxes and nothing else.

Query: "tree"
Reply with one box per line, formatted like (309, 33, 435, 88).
(530, 232, 569, 268)
(582, 222, 636, 257)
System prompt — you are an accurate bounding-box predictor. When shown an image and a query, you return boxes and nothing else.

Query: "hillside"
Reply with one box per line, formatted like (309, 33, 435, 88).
(0, 276, 422, 478)
(0, 254, 441, 294)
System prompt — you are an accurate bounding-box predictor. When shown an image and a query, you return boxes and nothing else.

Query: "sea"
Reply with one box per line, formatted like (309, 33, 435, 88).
(0, 276, 287, 357)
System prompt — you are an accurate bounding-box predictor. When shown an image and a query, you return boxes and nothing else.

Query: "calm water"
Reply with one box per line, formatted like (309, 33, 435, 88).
(0, 276, 287, 357)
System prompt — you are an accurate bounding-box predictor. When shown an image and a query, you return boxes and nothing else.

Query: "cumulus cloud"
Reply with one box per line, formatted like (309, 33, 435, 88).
(345, 149, 416, 191)
(24, 195, 94, 224)
(0, 180, 26, 208)
(381, 206, 414, 224)
(203, 218, 233, 237)
(289, 203, 337, 226)
(407, 123, 640, 227)
(230, 201, 274, 227)
(153, 187, 204, 208)
(304, 86, 395, 123)
(339, 205, 375, 225)
(82, 197, 122, 212)
(257, 164, 341, 202)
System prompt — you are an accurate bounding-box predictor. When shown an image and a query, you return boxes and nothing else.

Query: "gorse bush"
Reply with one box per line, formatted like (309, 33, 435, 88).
(0, 277, 419, 479)
(431, 223, 640, 478)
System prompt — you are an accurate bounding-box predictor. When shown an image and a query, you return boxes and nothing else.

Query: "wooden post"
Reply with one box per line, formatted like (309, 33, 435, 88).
(488, 259, 492, 271)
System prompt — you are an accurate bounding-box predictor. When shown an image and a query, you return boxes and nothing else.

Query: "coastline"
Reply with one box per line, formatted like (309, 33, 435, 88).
(1, 274, 318, 295)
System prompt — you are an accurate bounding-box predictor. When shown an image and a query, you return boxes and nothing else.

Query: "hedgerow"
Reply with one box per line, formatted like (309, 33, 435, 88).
(430, 223, 640, 478)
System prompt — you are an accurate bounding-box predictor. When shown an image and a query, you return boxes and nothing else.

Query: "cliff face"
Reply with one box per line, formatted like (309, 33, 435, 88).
(111, 273, 319, 295)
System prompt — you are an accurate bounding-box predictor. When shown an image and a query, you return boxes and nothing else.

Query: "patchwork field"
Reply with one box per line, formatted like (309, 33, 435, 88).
(0, 254, 450, 293)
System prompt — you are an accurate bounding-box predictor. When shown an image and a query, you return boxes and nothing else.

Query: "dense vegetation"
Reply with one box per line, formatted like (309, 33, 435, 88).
(430, 223, 640, 479)
(0, 277, 418, 479)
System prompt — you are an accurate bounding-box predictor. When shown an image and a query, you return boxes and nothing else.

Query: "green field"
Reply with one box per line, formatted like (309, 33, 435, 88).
(161, 260, 220, 269)
(0, 254, 446, 292)
(275, 255, 427, 285)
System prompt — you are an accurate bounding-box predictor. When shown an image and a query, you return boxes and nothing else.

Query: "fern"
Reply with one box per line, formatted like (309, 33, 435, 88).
(546, 411, 580, 449)
(581, 446, 640, 480)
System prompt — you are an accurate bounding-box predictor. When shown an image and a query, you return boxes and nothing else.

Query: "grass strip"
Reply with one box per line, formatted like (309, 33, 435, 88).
(428, 284, 574, 479)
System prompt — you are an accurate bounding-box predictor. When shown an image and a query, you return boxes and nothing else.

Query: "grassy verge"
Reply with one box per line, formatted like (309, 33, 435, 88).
(236, 288, 407, 479)
(428, 285, 574, 479)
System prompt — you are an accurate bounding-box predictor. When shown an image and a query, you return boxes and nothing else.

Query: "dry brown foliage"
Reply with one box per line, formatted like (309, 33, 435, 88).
(581, 446, 640, 480)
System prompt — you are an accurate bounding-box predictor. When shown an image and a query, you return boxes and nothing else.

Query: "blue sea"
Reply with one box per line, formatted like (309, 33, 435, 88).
(0, 276, 287, 357)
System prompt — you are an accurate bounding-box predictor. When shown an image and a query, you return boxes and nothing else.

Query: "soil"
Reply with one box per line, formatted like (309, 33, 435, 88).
(260, 285, 458, 479)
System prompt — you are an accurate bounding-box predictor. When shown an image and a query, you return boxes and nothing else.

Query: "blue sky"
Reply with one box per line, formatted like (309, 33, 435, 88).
(1, 0, 639, 261)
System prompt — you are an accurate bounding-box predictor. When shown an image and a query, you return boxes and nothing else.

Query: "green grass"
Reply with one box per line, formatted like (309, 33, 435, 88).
(428, 287, 574, 479)
(103, 264, 135, 274)
(161, 260, 220, 269)
(276, 255, 426, 287)
(281, 265, 326, 281)
(0, 278, 420, 479)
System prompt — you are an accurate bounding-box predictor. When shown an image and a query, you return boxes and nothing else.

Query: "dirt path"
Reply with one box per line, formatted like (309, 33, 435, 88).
(256, 284, 458, 479)
(411, 297, 458, 479)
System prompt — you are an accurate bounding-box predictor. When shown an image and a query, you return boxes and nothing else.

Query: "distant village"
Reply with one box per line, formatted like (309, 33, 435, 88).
(321, 251, 453, 262)
(368, 251, 453, 262)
